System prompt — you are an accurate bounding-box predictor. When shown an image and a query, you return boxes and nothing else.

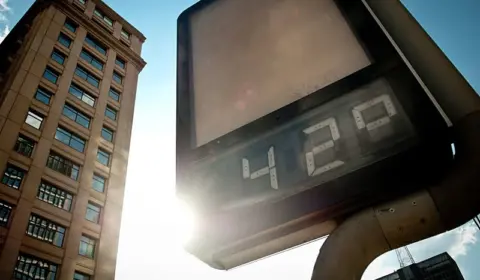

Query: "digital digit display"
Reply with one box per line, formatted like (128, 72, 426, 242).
(187, 78, 415, 210)
(189, 0, 371, 147)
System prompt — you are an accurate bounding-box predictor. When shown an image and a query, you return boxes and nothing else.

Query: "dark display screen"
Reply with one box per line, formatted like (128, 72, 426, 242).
(187, 78, 416, 211)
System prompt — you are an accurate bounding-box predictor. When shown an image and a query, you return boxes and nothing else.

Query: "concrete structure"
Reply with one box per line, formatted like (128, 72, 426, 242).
(376, 253, 464, 280)
(0, 0, 146, 279)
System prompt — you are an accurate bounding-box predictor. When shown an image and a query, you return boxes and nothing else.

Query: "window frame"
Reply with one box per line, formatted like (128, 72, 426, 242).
(55, 127, 87, 153)
(101, 126, 114, 142)
(92, 174, 106, 193)
(85, 34, 107, 55)
(85, 202, 101, 224)
(112, 71, 123, 84)
(14, 254, 58, 280)
(0, 200, 13, 227)
(25, 109, 44, 129)
(37, 181, 73, 211)
(26, 214, 66, 247)
(62, 103, 92, 129)
(79, 235, 96, 259)
(74, 271, 91, 280)
(14, 134, 36, 157)
(46, 152, 81, 181)
(64, 18, 78, 33)
(58, 32, 72, 48)
(108, 88, 120, 102)
(34, 87, 53, 105)
(51, 49, 67, 65)
(2, 164, 25, 190)
(69, 83, 96, 107)
(43, 67, 60, 84)
(75, 65, 100, 88)
(121, 29, 131, 40)
(80, 49, 104, 71)
(115, 57, 126, 69)
(94, 9, 113, 27)
(96, 149, 111, 166)
(105, 106, 117, 121)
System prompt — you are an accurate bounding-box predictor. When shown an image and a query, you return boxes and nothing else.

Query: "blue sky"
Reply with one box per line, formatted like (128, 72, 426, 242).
(1, 0, 479, 279)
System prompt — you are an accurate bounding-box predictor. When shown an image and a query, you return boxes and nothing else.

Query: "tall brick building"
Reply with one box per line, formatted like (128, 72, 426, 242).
(0, 0, 146, 279)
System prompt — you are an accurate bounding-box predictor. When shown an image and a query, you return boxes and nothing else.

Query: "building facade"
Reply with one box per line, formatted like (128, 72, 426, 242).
(376, 253, 465, 280)
(0, 0, 146, 279)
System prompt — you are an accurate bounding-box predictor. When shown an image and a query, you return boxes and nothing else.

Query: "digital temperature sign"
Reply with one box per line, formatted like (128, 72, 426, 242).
(176, 0, 452, 270)
(187, 79, 414, 211)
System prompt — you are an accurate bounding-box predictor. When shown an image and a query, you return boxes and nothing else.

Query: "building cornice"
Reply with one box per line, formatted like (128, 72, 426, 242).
(50, 0, 147, 71)
(91, 0, 146, 42)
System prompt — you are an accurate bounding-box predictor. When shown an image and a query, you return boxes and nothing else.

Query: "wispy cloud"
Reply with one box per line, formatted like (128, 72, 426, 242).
(0, 24, 10, 42)
(0, 0, 10, 11)
(449, 222, 478, 258)
(0, 0, 11, 43)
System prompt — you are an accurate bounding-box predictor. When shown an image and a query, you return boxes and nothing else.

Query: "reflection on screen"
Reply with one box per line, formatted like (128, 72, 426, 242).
(190, 0, 371, 147)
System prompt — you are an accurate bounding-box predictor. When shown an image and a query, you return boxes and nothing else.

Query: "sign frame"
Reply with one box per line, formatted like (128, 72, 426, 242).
(176, 0, 453, 269)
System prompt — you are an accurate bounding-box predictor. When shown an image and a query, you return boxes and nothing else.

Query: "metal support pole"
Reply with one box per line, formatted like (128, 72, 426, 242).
(311, 190, 444, 280)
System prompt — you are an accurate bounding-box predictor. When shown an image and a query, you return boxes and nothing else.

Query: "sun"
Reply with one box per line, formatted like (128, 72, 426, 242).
(172, 199, 196, 246)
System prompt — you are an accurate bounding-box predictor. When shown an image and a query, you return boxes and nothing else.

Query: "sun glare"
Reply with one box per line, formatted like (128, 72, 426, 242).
(173, 199, 196, 246)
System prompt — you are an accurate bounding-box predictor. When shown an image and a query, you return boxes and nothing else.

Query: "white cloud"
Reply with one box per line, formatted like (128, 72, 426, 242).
(0, 0, 11, 43)
(0, 24, 9, 43)
(0, 0, 10, 12)
(449, 222, 478, 258)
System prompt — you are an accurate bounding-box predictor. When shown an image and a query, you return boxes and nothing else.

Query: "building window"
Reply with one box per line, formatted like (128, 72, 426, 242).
(69, 83, 95, 107)
(14, 254, 58, 280)
(108, 88, 120, 102)
(58, 32, 72, 48)
(64, 18, 78, 33)
(75, 65, 100, 88)
(46, 152, 80, 181)
(43, 67, 60, 84)
(94, 9, 113, 27)
(105, 106, 117, 121)
(55, 127, 86, 153)
(51, 49, 66, 65)
(26, 214, 66, 247)
(96, 149, 110, 166)
(79, 235, 96, 258)
(115, 57, 126, 69)
(37, 181, 73, 211)
(121, 29, 130, 40)
(92, 174, 106, 193)
(101, 126, 114, 142)
(25, 110, 44, 129)
(0, 200, 13, 227)
(1, 165, 25, 190)
(62, 104, 91, 128)
(34, 87, 53, 105)
(74, 272, 90, 280)
(112, 71, 123, 84)
(14, 135, 35, 157)
(85, 34, 107, 55)
(85, 202, 100, 223)
(80, 49, 104, 71)
(77, 0, 86, 5)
